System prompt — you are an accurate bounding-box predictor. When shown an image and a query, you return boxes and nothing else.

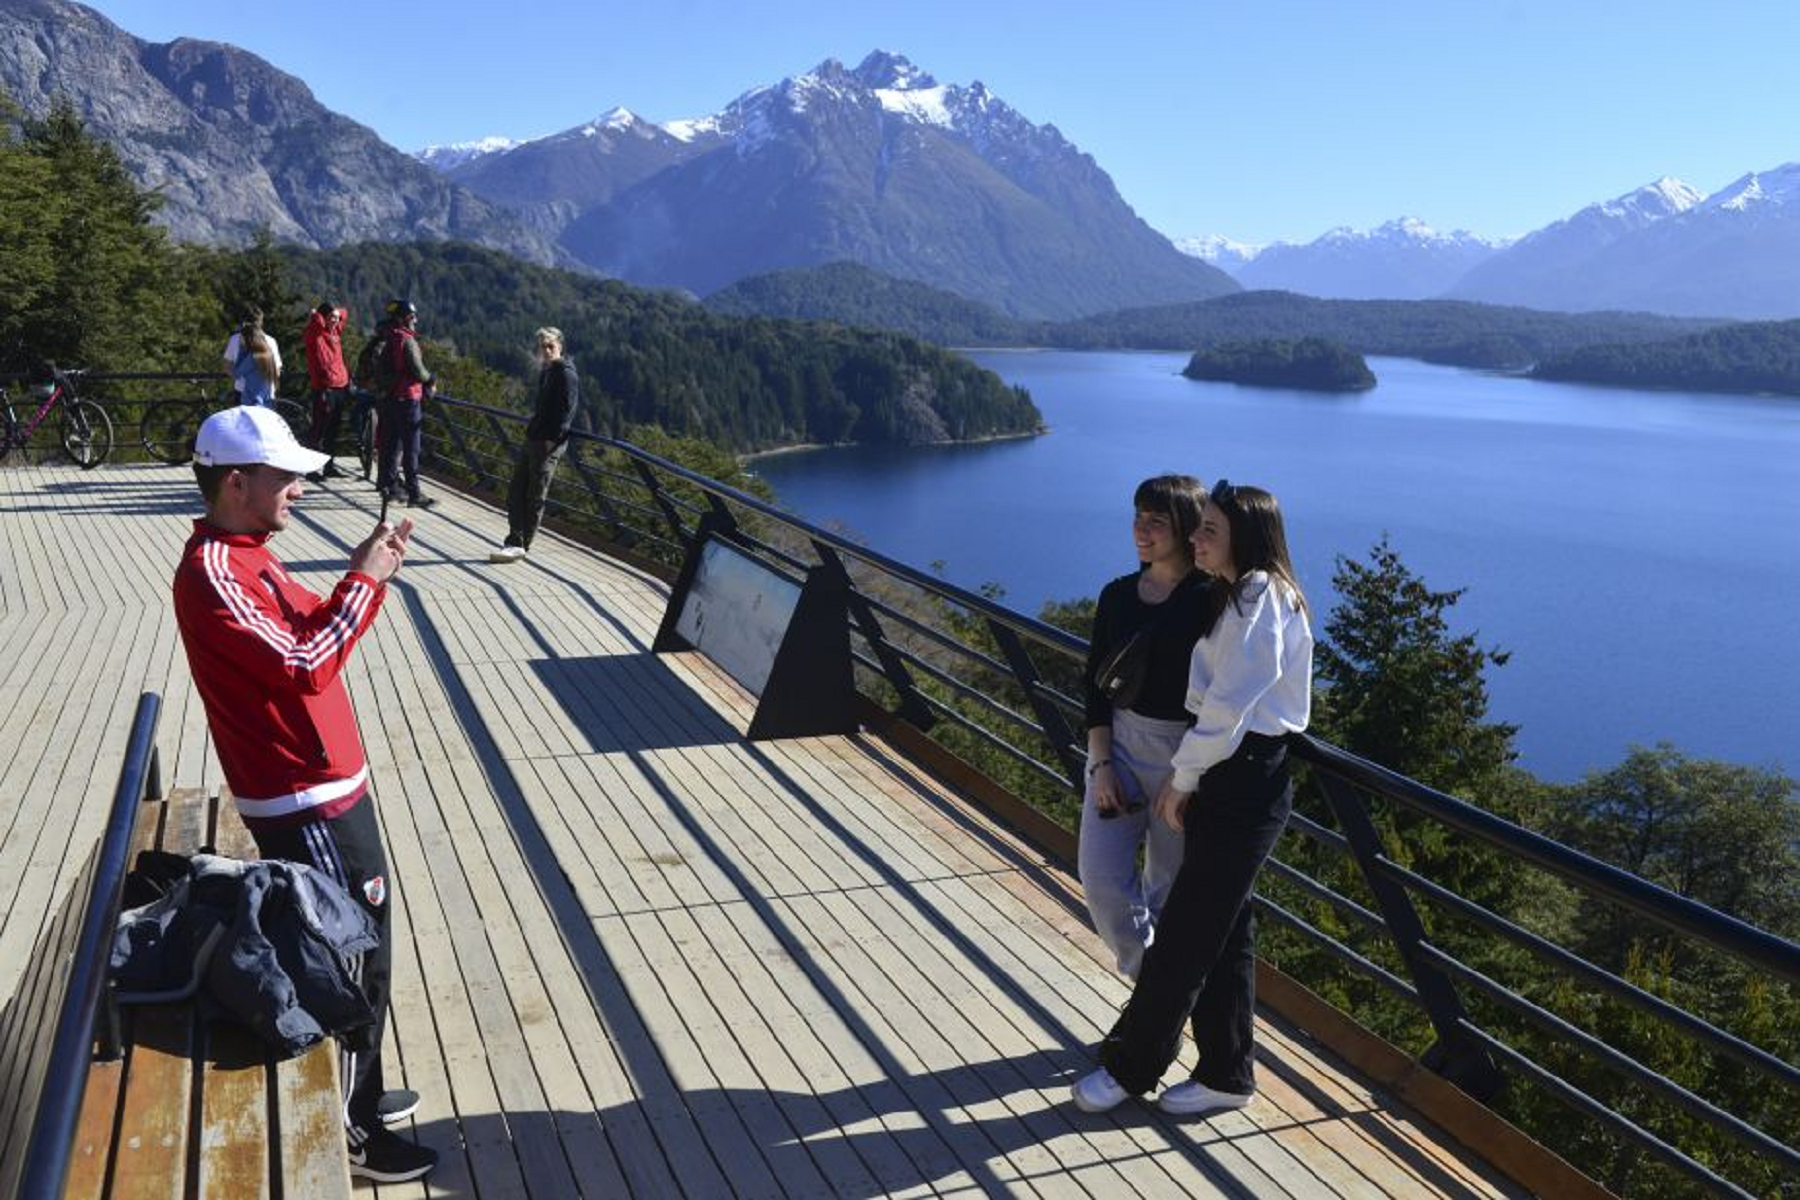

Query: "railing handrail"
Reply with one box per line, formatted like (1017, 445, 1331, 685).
(15, 692, 161, 1200)
(1291, 734, 1800, 989)
(428, 392, 1092, 660)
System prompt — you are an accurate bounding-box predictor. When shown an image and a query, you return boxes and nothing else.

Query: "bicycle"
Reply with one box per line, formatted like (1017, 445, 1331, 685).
(0, 364, 113, 469)
(139, 386, 308, 466)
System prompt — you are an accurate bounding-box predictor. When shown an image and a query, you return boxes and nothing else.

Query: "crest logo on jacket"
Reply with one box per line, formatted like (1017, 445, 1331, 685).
(362, 875, 387, 906)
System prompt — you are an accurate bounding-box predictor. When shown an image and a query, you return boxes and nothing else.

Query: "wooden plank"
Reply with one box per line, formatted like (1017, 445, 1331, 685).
(273, 1041, 351, 1200)
(106, 1007, 192, 1200)
(195, 1023, 271, 1200)
(60, 1056, 123, 1200)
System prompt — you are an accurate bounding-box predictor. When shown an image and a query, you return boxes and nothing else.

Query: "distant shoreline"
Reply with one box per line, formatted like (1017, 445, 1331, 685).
(741, 426, 1046, 464)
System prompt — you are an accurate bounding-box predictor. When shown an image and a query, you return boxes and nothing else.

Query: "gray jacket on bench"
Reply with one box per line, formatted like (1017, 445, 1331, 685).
(111, 853, 381, 1056)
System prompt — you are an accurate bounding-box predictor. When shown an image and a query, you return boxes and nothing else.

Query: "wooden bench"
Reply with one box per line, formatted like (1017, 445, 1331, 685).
(0, 720, 351, 1200)
(65, 788, 353, 1200)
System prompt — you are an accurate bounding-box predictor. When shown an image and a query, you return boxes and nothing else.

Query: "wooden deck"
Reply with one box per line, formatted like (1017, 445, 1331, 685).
(0, 461, 1532, 1199)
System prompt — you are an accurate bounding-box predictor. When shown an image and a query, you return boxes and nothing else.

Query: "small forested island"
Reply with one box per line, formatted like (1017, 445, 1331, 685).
(1183, 337, 1377, 392)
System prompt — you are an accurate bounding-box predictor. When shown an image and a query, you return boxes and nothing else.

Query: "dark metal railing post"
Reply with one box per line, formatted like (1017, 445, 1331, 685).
(1313, 770, 1503, 1099)
(984, 618, 1084, 786)
(812, 541, 934, 730)
(632, 458, 691, 547)
(436, 404, 488, 487)
(562, 440, 634, 544)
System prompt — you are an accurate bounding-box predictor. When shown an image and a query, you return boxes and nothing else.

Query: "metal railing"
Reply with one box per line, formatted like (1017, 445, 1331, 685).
(7, 693, 162, 1200)
(407, 390, 1796, 1198)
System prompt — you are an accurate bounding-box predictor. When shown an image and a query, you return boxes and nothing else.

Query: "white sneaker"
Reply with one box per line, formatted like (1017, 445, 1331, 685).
(1071, 1067, 1130, 1113)
(1157, 1079, 1253, 1116)
(488, 545, 527, 563)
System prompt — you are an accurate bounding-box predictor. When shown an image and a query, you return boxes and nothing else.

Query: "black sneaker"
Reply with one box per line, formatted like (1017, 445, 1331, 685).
(406, 494, 437, 509)
(322, 462, 346, 479)
(377, 1088, 420, 1126)
(347, 1128, 438, 1184)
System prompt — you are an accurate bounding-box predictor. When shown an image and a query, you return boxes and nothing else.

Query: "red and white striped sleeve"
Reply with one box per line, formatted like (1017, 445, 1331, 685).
(187, 542, 386, 697)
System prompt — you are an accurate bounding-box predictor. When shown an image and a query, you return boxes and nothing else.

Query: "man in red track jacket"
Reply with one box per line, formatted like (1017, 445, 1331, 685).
(171, 405, 437, 1186)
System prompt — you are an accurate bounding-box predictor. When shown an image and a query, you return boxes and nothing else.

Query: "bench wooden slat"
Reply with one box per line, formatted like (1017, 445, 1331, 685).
(106, 1006, 192, 1200)
(275, 1041, 350, 1200)
(60, 1057, 122, 1200)
(196, 1023, 271, 1200)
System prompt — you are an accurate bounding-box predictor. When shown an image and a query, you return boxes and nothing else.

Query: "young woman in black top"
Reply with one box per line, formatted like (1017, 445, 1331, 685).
(1079, 474, 1213, 979)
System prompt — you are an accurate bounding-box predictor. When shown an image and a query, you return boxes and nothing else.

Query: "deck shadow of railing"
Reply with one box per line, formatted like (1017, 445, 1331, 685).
(529, 655, 739, 752)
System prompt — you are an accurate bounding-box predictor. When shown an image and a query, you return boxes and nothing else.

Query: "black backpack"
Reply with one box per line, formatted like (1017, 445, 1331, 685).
(353, 330, 394, 394)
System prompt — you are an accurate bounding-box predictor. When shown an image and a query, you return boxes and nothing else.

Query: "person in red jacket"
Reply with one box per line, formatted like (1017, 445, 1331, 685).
(172, 405, 437, 1186)
(302, 301, 351, 478)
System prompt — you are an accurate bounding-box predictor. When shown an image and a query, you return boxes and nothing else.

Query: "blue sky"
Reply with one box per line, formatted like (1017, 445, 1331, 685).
(90, 0, 1800, 245)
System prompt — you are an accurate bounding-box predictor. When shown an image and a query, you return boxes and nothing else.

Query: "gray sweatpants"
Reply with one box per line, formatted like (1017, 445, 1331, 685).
(1077, 708, 1189, 979)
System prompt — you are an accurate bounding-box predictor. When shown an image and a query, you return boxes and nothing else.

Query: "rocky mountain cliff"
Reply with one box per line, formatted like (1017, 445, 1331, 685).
(427, 51, 1237, 320)
(0, 0, 564, 264)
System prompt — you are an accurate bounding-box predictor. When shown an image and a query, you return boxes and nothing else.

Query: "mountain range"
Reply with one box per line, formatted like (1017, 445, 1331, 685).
(1184, 173, 1800, 319)
(427, 51, 1237, 320)
(0, 0, 564, 265)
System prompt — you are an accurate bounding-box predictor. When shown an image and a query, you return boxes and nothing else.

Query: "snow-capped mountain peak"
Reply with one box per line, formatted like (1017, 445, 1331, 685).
(1174, 235, 1265, 269)
(1596, 176, 1705, 222)
(851, 50, 936, 91)
(1699, 163, 1800, 214)
(413, 135, 522, 170)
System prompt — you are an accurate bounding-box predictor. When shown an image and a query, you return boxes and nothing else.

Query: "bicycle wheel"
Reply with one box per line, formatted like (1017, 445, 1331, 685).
(140, 399, 199, 465)
(273, 398, 309, 439)
(60, 399, 113, 469)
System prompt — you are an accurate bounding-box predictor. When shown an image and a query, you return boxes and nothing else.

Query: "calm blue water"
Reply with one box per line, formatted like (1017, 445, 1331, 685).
(751, 351, 1800, 782)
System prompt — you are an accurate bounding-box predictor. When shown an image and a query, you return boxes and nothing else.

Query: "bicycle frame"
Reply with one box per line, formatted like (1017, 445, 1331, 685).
(1, 369, 75, 452)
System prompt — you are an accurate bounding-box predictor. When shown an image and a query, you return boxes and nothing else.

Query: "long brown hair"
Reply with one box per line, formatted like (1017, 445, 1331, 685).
(239, 317, 277, 384)
(1210, 481, 1309, 617)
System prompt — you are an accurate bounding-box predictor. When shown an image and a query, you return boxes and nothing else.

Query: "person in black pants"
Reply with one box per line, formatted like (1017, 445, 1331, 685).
(375, 299, 436, 509)
(490, 327, 581, 563)
(1072, 480, 1315, 1118)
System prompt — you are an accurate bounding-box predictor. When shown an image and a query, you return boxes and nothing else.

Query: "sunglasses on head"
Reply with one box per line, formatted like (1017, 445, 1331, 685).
(1210, 478, 1238, 507)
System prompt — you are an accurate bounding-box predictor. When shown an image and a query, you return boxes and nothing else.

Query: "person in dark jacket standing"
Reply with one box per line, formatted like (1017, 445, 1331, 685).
(375, 299, 436, 509)
(491, 327, 581, 563)
(303, 302, 350, 478)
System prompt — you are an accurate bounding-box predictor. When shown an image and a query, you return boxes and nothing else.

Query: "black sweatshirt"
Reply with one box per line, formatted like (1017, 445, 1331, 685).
(526, 358, 582, 442)
(1082, 569, 1217, 730)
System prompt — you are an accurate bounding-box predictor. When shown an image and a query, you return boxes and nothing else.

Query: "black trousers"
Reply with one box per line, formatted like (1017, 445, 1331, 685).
(376, 397, 424, 500)
(504, 440, 565, 549)
(308, 387, 350, 454)
(1100, 733, 1294, 1095)
(251, 795, 392, 1133)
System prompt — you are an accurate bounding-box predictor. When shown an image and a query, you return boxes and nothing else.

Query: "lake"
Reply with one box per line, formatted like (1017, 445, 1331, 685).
(750, 351, 1800, 783)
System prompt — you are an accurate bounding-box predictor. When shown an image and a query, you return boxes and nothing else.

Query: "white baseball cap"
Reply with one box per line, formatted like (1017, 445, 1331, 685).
(194, 406, 329, 474)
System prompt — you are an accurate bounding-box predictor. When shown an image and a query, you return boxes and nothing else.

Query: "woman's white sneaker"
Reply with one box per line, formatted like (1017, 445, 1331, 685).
(1157, 1079, 1253, 1116)
(1071, 1067, 1131, 1113)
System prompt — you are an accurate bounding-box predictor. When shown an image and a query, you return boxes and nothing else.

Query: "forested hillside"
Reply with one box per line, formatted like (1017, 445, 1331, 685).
(1532, 319, 1800, 396)
(706, 262, 1026, 346)
(279, 241, 1043, 451)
